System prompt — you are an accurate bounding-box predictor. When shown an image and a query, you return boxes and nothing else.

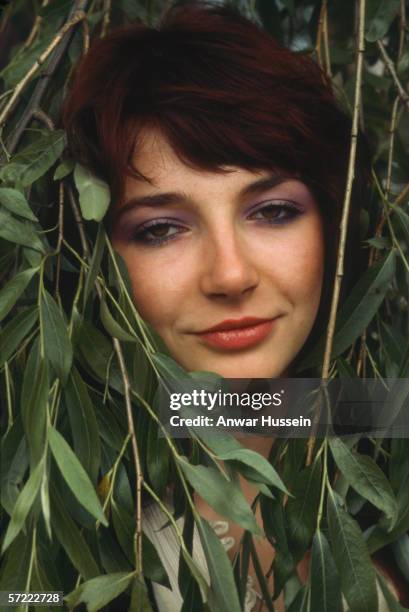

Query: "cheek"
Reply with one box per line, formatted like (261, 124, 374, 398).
(261, 220, 324, 306)
(117, 248, 194, 329)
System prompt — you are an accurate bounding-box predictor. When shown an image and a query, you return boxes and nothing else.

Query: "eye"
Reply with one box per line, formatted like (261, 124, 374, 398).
(132, 219, 187, 245)
(248, 200, 303, 225)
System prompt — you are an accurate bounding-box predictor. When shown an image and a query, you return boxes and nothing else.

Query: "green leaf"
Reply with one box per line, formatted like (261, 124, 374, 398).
(1, 459, 44, 553)
(53, 159, 74, 180)
(21, 341, 49, 468)
(365, 0, 400, 42)
(0, 188, 38, 221)
(300, 252, 396, 368)
(129, 576, 153, 612)
(332, 251, 396, 354)
(0, 208, 45, 252)
(285, 458, 322, 561)
(310, 529, 343, 612)
(0, 532, 32, 592)
(83, 224, 105, 305)
(142, 533, 171, 588)
(377, 572, 409, 612)
(198, 519, 241, 612)
(0, 267, 37, 323)
(393, 533, 409, 582)
(327, 487, 378, 612)
(64, 572, 134, 611)
(330, 437, 397, 525)
(248, 536, 275, 612)
(41, 290, 73, 384)
(48, 426, 107, 526)
(0, 306, 38, 367)
(0, 130, 66, 187)
(146, 421, 169, 495)
(176, 458, 262, 535)
(64, 368, 101, 483)
(111, 501, 134, 564)
(1, 434, 28, 517)
(100, 297, 137, 342)
(74, 164, 110, 221)
(394, 206, 409, 245)
(214, 447, 289, 495)
(50, 483, 100, 580)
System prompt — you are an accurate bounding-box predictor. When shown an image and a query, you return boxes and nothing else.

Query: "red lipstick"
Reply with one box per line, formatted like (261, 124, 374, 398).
(197, 317, 276, 350)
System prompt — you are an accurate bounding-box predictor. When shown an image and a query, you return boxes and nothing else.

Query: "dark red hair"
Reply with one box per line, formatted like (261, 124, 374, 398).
(63, 1, 370, 364)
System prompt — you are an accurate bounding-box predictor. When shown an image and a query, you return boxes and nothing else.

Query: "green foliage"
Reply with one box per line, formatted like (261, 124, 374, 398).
(0, 1, 408, 610)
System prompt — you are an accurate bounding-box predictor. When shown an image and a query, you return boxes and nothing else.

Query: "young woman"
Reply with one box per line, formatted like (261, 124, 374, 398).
(62, 4, 401, 611)
(63, 5, 369, 384)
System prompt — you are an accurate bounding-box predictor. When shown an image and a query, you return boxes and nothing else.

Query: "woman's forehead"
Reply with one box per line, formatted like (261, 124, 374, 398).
(123, 126, 301, 202)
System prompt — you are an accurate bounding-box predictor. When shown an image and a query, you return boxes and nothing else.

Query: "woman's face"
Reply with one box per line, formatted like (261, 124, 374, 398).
(112, 129, 324, 378)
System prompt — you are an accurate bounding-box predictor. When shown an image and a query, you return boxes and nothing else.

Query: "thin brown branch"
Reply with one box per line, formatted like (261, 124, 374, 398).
(376, 40, 409, 111)
(67, 186, 90, 260)
(101, 0, 111, 38)
(55, 183, 65, 301)
(22, 1, 49, 49)
(32, 108, 55, 130)
(399, 0, 407, 61)
(67, 185, 143, 572)
(322, 2, 332, 78)
(315, 1, 326, 68)
(0, 10, 86, 131)
(395, 181, 409, 206)
(2, 0, 90, 162)
(369, 96, 401, 266)
(306, 0, 366, 466)
(82, 18, 90, 55)
(112, 338, 143, 574)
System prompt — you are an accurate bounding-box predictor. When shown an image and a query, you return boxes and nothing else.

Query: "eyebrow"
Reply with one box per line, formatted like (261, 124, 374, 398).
(113, 172, 294, 223)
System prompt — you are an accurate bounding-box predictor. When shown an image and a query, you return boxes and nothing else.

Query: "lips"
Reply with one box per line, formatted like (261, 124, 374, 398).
(197, 317, 277, 350)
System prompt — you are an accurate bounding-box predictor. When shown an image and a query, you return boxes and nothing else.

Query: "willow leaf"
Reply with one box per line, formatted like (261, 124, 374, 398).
(310, 529, 343, 612)
(50, 483, 100, 580)
(129, 577, 153, 612)
(41, 290, 73, 384)
(0, 267, 37, 323)
(0, 532, 32, 592)
(365, 0, 400, 42)
(64, 368, 101, 483)
(198, 519, 241, 612)
(286, 458, 321, 561)
(74, 163, 110, 222)
(214, 447, 289, 494)
(0, 130, 66, 187)
(146, 420, 170, 495)
(330, 437, 397, 525)
(0, 209, 44, 253)
(64, 572, 134, 612)
(327, 487, 378, 612)
(0, 188, 38, 221)
(177, 459, 262, 535)
(83, 224, 105, 305)
(1, 459, 44, 553)
(21, 342, 49, 468)
(48, 426, 107, 526)
(100, 297, 136, 342)
(300, 252, 395, 368)
(0, 306, 38, 367)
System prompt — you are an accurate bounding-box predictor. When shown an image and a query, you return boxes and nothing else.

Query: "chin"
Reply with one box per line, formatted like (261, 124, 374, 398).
(179, 351, 291, 379)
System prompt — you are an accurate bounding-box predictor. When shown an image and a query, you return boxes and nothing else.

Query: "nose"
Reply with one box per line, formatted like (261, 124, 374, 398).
(199, 229, 260, 299)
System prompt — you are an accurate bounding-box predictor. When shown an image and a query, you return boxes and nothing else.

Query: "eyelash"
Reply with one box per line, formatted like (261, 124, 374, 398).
(131, 201, 302, 246)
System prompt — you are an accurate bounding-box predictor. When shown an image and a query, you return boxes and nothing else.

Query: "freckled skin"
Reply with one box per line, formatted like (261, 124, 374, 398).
(112, 129, 324, 378)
